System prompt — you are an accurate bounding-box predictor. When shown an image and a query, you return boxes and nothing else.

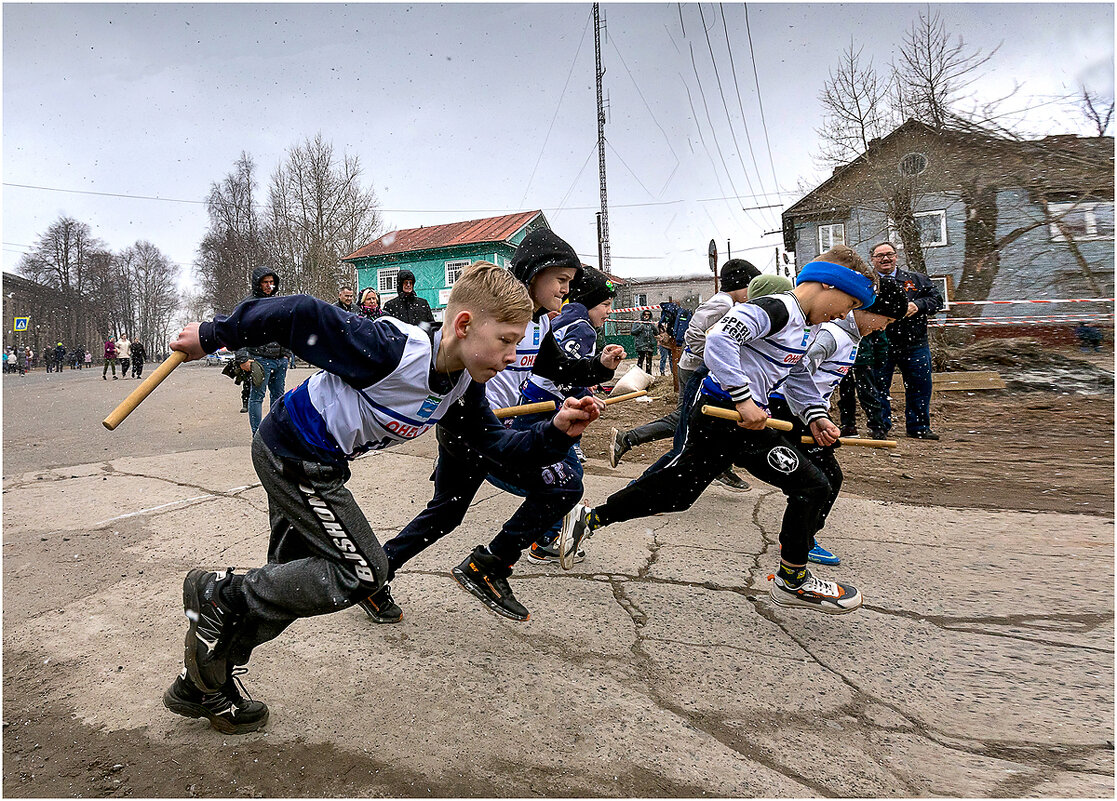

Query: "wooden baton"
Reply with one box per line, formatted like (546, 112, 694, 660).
(700, 404, 794, 432)
(493, 389, 648, 420)
(801, 435, 897, 449)
(102, 351, 188, 430)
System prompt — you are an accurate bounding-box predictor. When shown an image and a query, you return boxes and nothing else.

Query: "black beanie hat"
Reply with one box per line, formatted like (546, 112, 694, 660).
(510, 229, 583, 286)
(397, 269, 416, 287)
(862, 276, 907, 319)
(567, 266, 616, 310)
(720, 258, 761, 292)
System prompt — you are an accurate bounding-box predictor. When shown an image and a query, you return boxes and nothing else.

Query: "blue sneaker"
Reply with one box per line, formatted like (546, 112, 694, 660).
(807, 542, 841, 566)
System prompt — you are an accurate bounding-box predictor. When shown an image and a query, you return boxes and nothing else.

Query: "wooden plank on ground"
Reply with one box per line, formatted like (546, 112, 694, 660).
(890, 370, 1005, 392)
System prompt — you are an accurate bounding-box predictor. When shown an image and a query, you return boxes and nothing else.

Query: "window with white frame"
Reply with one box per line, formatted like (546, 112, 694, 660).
(817, 223, 845, 252)
(889, 210, 948, 248)
(1049, 201, 1115, 242)
(378, 267, 398, 293)
(634, 293, 648, 306)
(445, 259, 470, 286)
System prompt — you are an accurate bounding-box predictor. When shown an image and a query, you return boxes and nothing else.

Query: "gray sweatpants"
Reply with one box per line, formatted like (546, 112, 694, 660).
(224, 435, 389, 665)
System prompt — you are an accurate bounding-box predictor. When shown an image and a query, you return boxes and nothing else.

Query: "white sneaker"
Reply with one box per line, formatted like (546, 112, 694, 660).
(769, 568, 862, 614)
(557, 504, 594, 570)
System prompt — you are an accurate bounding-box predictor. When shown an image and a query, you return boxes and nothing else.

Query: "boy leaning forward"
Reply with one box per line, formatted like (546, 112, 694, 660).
(162, 262, 601, 734)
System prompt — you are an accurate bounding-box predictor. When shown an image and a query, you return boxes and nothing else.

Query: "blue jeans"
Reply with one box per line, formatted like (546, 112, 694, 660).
(658, 345, 670, 374)
(874, 345, 934, 434)
(248, 357, 288, 434)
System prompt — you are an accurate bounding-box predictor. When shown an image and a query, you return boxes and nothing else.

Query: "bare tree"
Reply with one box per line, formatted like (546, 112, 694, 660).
(815, 41, 895, 167)
(894, 10, 997, 131)
(195, 152, 266, 314)
(116, 241, 180, 349)
(263, 133, 382, 299)
(1078, 86, 1115, 136)
(17, 216, 105, 348)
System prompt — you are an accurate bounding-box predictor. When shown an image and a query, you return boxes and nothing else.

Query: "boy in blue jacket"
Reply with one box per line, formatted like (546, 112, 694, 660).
(162, 262, 601, 734)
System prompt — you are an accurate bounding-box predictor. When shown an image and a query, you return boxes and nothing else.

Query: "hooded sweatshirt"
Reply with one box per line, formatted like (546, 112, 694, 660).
(234, 266, 293, 363)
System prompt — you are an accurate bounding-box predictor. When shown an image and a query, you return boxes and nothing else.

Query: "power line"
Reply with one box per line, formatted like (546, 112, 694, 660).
(518, 9, 594, 209)
(742, 4, 782, 194)
(605, 141, 657, 200)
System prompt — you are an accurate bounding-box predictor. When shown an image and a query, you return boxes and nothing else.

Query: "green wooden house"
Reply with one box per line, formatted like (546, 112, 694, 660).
(341, 210, 552, 319)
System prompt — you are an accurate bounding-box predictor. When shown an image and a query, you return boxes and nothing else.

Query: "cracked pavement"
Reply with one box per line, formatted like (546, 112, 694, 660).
(3, 366, 1113, 796)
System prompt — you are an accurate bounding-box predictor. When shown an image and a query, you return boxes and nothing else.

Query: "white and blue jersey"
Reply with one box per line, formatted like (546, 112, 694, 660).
(521, 302, 598, 405)
(198, 295, 574, 465)
(484, 313, 550, 412)
(700, 291, 828, 425)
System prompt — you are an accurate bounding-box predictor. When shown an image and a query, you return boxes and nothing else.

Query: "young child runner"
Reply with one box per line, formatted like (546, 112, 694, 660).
(163, 262, 601, 734)
(358, 230, 624, 623)
(768, 275, 908, 567)
(562, 245, 878, 614)
(519, 266, 617, 564)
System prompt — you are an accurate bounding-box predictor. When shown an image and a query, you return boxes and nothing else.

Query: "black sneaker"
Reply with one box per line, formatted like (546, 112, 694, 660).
(356, 585, 403, 624)
(451, 546, 529, 621)
(869, 429, 888, 440)
(163, 667, 268, 735)
(608, 427, 629, 469)
(908, 430, 940, 440)
(714, 468, 750, 491)
(183, 568, 241, 693)
(839, 424, 859, 437)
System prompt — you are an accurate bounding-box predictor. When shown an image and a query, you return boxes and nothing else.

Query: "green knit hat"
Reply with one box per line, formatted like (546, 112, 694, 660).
(746, 274, 793, 299)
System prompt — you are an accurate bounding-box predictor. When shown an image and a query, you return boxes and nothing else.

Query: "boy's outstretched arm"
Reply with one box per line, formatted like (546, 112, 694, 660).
(175, 295, 410, 388)
(533, 328, 622, 387)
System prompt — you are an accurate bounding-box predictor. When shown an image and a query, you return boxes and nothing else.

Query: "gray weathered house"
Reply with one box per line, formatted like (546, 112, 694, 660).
(782, 119, 1114, 319)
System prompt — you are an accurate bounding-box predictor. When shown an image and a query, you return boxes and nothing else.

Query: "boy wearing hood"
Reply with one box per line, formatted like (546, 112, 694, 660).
(382, 269, 435, 327)
(359, 230, 623, 623)
(237, 267, 293, 434)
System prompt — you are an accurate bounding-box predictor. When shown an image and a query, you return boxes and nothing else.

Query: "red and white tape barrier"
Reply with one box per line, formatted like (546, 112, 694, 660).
(949, 297, 1113, 306)
(609, 305, 662, 314)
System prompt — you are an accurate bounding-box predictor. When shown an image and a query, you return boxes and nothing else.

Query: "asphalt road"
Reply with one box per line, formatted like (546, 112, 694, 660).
(3, 363, 1113, 796)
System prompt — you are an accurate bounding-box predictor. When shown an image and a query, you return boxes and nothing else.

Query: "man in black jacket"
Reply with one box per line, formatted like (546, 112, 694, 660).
(382, 269, 435, 327)
(334, 286, 355, 313)
(237, 266, 293, 434)
(866, 242, 944, 440)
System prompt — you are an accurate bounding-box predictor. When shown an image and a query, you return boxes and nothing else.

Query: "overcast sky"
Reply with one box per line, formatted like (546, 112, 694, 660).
(4, 2, 1113, 290)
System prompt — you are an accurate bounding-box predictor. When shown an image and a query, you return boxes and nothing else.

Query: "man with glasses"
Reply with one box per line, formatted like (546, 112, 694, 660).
(865, 241, 944, 440)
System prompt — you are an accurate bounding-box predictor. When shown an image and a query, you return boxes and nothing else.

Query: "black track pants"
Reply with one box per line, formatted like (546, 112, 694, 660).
(223, 436, 389, 665)
(596, 395, 832, 565)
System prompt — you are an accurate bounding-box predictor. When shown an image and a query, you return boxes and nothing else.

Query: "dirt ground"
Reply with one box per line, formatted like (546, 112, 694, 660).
(582, 343, 1114, 518)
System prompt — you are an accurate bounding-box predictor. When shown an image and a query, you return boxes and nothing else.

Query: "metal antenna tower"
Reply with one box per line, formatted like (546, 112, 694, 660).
(593, 3, 610, 271)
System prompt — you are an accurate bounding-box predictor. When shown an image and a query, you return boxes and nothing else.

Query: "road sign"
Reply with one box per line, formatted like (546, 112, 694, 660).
(707, 239, 717, 273)
(13, 317, 29, 332)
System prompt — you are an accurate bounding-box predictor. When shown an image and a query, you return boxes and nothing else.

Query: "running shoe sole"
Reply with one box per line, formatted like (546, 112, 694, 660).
(451, 567, 530, 622)
(557, 505, 589, 571)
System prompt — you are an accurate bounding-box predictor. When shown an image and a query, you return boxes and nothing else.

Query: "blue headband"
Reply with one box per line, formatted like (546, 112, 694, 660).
(796, 261, 876, 308)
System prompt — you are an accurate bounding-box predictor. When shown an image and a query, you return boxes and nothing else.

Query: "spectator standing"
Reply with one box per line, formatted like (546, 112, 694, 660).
(130, 339, 147, 379)
(116, 334, 132, 378)
(630, 310, 658, 374)
(382, 269, 435, 327)
(236, 266, 292, 434)
(21, 347, 30, 375)
(103, 338, 119, 379)
(84, 349, 92, 369)
(2, 348, 9, 374)
(656, 331, 671, 375)
(358, 288, 383, 319)
(867, 241, 944, 440)
(334, 286, 355, 313)
(53, 342, 66, 373)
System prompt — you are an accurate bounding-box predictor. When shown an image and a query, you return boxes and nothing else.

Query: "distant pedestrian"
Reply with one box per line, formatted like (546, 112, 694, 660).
(20, 347, 31, 375)
(116, 334, 132, 378)
(84, 349, 92, 369)
(334, 286, 356, 313)
(2, 349, 9, 374)
(382, 269, 434, 327)
(358, 287, 382, 319)
(52, 342, 66, 374)
(236, 266, 291, 434)
(103, 338, 118, 379)
(630, 310, 658, 373)
(130, 339, 147, 379)
(656, 332, 671, 375)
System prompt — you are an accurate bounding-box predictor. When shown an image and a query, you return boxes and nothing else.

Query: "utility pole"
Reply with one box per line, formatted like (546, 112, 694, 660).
(593, 3, 610, 272)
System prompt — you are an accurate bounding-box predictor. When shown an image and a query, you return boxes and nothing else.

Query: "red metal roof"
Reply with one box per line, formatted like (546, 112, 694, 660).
(342, 210, 543, 261)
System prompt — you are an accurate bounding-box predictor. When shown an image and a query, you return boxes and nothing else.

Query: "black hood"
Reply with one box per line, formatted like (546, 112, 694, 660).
(251, 266, 279, 298)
